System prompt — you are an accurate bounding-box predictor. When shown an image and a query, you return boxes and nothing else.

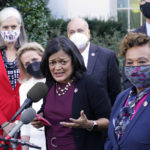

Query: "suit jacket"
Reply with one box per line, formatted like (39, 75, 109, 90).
(87, 43, 121, 105)
(0, 51, 20, 135)
(105, 87, 150, 150)
(44, 74, 111, 150)
(134, 24, 147, 34)
(123, 24, 147, 89)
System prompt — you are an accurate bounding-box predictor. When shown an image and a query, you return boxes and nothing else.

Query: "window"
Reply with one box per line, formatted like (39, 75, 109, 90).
(117, 0, 145, 32)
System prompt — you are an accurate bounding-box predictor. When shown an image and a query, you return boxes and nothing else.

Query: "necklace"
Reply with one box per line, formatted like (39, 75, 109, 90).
(56, 80, 73, 96)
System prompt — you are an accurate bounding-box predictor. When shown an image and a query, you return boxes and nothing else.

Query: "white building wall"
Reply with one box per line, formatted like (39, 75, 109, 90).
(48, 0, 117, 20)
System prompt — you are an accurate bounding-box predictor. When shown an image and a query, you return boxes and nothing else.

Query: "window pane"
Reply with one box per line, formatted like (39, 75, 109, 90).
(117, 0, 128, 8)
(130, 9, 141, 30)
(118, 10, 128, 29)
(130, 0, 139, 8)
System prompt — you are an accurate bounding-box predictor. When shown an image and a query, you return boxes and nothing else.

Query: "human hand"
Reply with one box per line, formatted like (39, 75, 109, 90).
(31, 113, 44, 128)
(2, 122, 16, 136)
(60, 110, 93, 129)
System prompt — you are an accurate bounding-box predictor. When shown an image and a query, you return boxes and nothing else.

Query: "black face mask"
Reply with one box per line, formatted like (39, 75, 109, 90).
(140, 2, 150, 19)
(26, 61, 43, 79)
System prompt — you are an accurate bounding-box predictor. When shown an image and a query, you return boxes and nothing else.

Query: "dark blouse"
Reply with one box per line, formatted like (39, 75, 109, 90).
(44, 82, 78, 150)
(1, 50, 20, 90)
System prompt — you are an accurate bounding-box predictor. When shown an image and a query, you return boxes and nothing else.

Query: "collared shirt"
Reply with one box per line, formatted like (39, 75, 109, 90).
(146, 21, 150, 36)
(81, 43, 90, 68)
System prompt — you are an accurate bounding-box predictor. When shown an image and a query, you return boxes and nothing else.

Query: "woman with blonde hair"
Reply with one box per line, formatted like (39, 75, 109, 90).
(17, 42, 46, 150)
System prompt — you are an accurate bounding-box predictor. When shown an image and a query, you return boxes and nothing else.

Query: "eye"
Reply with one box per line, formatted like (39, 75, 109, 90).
(60, 60, 67, 65)
(77, 29, 84, 33)
(11, 25, 17, 30)
(126, 61, 133, 66)
(49, 61, 56, 66)
(138, 60, 147, 64)
(2, 26, 8, 30)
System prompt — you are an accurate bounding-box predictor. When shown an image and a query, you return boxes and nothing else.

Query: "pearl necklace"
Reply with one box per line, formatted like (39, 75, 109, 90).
(56, 81, 72, 96)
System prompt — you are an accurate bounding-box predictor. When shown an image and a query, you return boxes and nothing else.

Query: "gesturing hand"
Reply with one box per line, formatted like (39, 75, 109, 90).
(60, 110, 92, 129)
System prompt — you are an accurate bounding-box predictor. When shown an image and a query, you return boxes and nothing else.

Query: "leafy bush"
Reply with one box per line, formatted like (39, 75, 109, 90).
(0, 0, 51, 47)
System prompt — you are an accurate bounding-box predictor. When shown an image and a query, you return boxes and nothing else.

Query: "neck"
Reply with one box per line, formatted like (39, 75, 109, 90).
(6, 43, 16, 51)
(146, 18, 150, 24)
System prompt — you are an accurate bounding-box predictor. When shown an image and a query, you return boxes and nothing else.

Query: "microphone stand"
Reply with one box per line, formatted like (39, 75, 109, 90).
(0, 137, 41, 149)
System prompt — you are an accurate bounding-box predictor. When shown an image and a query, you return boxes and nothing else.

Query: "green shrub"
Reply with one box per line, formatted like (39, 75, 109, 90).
(0, 0, 51, 47)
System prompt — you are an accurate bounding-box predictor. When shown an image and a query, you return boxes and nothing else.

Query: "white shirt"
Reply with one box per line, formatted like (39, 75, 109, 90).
(146, 21, 150, 37)
(81, 43, 90, 67)
(19, 77, 46, 150)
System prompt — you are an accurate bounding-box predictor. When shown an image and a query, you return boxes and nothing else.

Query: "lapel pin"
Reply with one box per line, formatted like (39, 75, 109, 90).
(74, 88, 78, 93)
(143, 101, 148, 107)
(91, 53, 95, 56)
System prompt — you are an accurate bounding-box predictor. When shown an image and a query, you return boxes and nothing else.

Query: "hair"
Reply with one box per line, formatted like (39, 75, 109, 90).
(40, 36, 86, 82)
(17, 42, 44, 76)
(0, 7, 27, 49)
(119, 32, 150, 57)
(67, 17, 89, 32)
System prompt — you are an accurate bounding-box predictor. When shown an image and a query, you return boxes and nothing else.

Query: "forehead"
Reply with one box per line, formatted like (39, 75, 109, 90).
(21, 50, 41, 60)
(126, 44, 150, 59)
(49, 50, 70, 60)
(1, 17, 19, 26)
(68, 19, 88, 31)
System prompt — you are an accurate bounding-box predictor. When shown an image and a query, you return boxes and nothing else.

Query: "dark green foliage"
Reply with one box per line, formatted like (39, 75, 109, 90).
(0, 0, 51, 47)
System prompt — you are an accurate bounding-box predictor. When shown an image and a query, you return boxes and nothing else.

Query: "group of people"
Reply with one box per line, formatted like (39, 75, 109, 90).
(0, 0, 150, 150)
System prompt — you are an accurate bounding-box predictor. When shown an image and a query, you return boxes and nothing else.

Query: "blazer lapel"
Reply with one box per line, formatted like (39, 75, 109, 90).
(109, 93, 129, 145)
(87, 43, 98, 74)
(120, 94, 150, 144)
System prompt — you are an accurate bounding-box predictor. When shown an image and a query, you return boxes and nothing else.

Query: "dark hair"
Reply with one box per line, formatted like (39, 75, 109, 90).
(40, 36, 86, 82)
(119, 32, 150, 57)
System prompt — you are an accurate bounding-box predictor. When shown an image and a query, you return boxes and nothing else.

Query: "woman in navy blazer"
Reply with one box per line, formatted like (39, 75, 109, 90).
(105, 32, 150, 150)
(32, 36, 111, 150)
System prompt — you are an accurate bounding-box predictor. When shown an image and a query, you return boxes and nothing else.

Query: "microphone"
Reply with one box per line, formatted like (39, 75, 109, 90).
(10, 82, 48, 122)
(5, 108, 36, 140)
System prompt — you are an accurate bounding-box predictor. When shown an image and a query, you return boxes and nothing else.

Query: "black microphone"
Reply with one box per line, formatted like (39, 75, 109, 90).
(10, 82, 48, 122)
(6, 108, 36, 140)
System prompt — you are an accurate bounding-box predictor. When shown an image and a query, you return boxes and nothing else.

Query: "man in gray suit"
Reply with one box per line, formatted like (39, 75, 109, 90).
(67, 17, 121, 105)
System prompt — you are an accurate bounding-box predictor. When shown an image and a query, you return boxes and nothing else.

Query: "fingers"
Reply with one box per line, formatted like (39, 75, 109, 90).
(60, 122, 79, 128)
(80, 110, 87, 119)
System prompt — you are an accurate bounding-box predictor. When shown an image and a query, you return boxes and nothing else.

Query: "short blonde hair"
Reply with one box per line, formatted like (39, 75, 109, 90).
(17, 42, 44, 75)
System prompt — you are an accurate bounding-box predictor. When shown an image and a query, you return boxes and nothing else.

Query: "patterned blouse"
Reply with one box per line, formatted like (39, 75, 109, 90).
(1, 50, 20, 90)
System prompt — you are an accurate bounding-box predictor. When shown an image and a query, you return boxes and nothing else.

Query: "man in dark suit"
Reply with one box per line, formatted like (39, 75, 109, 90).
(123, 0, 150, 89)
(67, 17, 121, 105)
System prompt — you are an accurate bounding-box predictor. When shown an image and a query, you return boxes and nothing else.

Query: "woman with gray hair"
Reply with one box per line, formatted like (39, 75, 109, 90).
(0, 7, 27, 143)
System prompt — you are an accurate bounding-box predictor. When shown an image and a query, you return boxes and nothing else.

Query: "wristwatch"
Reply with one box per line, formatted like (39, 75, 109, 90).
(92, 121, 98, 130)
(87, 120, 98, 131)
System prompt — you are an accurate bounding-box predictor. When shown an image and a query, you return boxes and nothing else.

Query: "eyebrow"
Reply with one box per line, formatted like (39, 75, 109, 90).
(49, 57, 69, 61)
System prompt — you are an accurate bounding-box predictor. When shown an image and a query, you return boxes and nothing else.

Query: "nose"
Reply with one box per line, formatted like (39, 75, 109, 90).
(55, 63, 62, 70)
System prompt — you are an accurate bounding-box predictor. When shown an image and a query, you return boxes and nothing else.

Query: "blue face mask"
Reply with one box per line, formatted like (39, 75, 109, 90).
(125, 65, 150, 89)
(27, 61, 43, 79)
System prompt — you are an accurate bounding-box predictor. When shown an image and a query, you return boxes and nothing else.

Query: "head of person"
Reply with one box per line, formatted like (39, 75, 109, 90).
(17, 42, 44, 80)
(67, 17, 90, 52)
(120, 32, 150, 92)
(139, 0, 150, 19)
(40, 36, 86, 84)
(0, 7, 27, 49)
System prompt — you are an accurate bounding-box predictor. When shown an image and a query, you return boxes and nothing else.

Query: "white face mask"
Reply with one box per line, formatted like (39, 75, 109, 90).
(0, 30, 20, 43)
(69, 33, 89, 49)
